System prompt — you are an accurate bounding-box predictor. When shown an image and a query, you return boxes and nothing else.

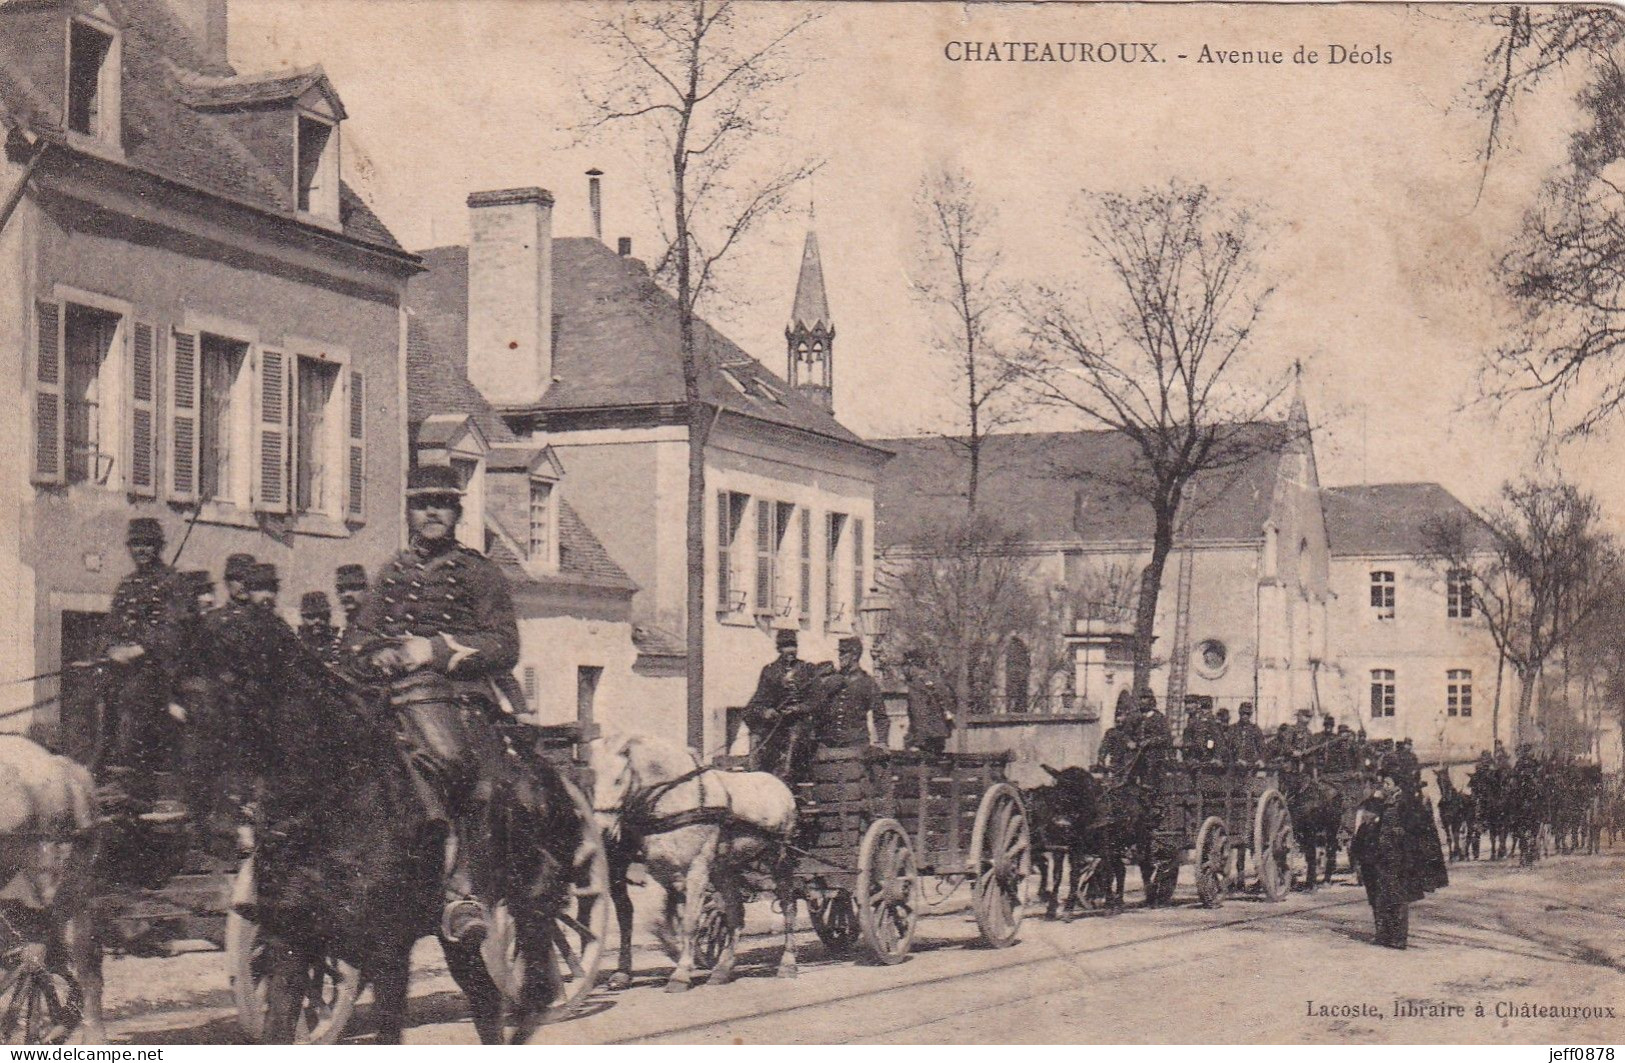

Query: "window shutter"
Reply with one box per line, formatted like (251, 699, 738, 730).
(168, 329, 200, 501)
(825, 513, 839, 625)
(346, 369, 365, 519)
(31, 301, 65, 484)
(755, 499, 772, 611)
(799, 508, 811, 624)
(852, 516, 866, 618)
(716, 491, 731, 610)
(256, 349, 290, 512)
(127, 321, 157, 496)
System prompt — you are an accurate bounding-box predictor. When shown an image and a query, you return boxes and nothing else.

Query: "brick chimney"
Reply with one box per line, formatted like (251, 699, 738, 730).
(466, 188, 554, 406)
(168, 0, 229, 67)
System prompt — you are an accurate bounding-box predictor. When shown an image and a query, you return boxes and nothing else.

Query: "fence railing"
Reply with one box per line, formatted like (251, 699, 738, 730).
(968, 693, 1096, 720)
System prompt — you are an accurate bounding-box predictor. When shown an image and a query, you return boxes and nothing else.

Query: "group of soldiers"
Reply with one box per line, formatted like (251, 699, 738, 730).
(1096, 693, 1418, 783)
(95, 464, 529, 948)
(738, 629, 956, 784)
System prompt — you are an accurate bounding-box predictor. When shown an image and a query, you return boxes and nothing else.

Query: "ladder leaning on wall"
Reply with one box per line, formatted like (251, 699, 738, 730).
(1165, 542, 1196, 740)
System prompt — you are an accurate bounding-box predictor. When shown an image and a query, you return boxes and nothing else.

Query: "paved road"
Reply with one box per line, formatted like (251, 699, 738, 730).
(106, 849, 1625, 1045)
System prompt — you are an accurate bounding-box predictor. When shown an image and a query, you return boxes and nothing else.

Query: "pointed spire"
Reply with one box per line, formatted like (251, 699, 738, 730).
(790, 230, 832, 333)
(1288, 359, 1309, 427)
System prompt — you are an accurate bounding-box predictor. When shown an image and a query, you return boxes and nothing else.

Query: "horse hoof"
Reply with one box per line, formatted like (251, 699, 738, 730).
(607, 971, 632, 992)
(666, 979, 692, 994)
(778, 964, 800, 979)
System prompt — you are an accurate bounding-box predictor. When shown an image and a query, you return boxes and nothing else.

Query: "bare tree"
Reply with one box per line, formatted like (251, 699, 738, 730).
(1422, 478, 1623, 746)
(881, 515, 1046, 725)
(582, 2, 820, 748)
(910, 168, 1022, 514)
(1012, 180, 1292, 694)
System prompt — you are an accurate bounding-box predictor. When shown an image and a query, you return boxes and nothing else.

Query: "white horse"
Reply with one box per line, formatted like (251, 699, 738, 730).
(590, 732, 798, 992)
(0, 736, 100, 1043)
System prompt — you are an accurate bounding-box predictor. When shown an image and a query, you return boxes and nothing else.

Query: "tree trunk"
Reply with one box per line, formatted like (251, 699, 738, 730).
(675, 48, 705, 751)
(1132, 507, 1177, 696)
(1491, 649, 1505, 750)
(1515, 666, 1536, 748)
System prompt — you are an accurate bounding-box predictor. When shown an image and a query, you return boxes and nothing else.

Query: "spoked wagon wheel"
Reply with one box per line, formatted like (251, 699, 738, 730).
(1253, 789, 1294, 903)
(0, 941, 82, 1045)
(227, 860, 361, 1045)
(1194, 816, 1229, 909)
(483, 775, 610, 1023)
(854, 819, 918, 965)
(970, 784, 1031, 947)
(807, 891, 859, 955)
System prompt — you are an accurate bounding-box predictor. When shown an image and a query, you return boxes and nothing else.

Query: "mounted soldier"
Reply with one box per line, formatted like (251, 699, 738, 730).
(343, 463, 521, 947)
(101, 517, 191, 822)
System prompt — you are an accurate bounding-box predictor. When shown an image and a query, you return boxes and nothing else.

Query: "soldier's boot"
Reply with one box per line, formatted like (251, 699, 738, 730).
(440, 813, 492, 948)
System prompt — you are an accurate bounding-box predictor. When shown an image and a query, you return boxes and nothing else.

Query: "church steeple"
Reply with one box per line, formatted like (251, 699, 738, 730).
(786, 229, 834, 412)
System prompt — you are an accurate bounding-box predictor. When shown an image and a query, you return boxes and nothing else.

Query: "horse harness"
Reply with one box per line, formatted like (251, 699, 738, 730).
(608, 762, 783, 847)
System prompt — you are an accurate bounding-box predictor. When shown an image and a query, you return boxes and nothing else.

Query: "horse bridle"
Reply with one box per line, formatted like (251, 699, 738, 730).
(598, 749, 730, 842)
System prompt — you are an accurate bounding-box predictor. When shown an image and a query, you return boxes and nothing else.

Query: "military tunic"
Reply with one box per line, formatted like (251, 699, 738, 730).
(820, 666, 885, 748)
(904, 680, 953, 752)
(103, 563, 191, 784)
(744, 659, 826, 780)
(1230, 721, 1266, 764)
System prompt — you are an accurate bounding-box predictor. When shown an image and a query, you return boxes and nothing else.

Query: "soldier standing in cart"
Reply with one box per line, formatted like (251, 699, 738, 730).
(901, 650, 954, 755)
(820, 636, 887, 750)
(1230, 702, 1266, 766)
(742, 629, 821, 778)
(335, 563, 369, 632)
(344, 463, 522, 947)
(1127, 691, 1171, 788)
(297, 592, 341, 662)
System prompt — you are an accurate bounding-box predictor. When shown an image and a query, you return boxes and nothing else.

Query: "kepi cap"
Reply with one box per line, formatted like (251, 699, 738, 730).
(837, 635, 863, 655)
(774, 628, 798, 650)
(244, 563, 280, 591)
(126, 517, 164, 544)
(406, 464, 463, 499)
(224, 553, 257, 582)
(335, 563, 368, 590)
(300, 591, 331, 618)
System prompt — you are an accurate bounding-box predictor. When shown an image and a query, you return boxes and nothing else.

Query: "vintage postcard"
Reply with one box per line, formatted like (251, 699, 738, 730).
(0, 0, 1621, 1048)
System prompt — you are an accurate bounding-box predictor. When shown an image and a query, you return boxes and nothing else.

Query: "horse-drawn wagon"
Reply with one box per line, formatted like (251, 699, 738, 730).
(1151, 763, 1295, 907)
(787, 747, 1031, 963)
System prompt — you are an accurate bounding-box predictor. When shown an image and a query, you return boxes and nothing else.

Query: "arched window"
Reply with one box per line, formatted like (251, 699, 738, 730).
(1004, 637, 1031, 714)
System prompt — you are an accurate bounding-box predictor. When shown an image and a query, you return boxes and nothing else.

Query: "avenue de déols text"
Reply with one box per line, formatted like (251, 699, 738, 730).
(1304, 1000, 1620, 1021)
(942, 41, 1393, 65)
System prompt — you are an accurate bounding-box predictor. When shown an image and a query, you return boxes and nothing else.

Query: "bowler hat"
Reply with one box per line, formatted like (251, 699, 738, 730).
(335, 563, 368, 591)
(126, 517, 164, 545)
(244, 563, 280, 591)
(837, 635, 863, 655)
(300, 591, 331, 618)
(774, 628, 798, 650)
(224, 554, 257, 582)
(406, 464, 463, 499)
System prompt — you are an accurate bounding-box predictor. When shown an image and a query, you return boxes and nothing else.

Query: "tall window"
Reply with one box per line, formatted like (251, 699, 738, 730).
(199, 335, 247, 503)
(1370, 668, 1396, 718)
(528, 480, 553, 561)
(1447, 669, 1472, 717)
(852, 516, 866, 619)
(1447, 568, 1473, 619)
(774, 501, 797, 617)
(67, 21, 115, 139)
(62, 305, 118, 485)
(826, 512, 848, 625)
(1004, 638, 1031, 714)
(716, 491, 748, 612)
(1369, 570, 1395, 620)
(294, 356, 339, 514)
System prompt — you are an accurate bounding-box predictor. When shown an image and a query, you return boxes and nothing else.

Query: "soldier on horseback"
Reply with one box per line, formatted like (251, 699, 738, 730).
(343, 464, 520, 947)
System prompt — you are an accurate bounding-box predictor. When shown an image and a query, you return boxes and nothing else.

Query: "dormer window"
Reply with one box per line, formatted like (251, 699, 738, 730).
(529, 479, 557, 568)
(67, 16, 120, 144)
(296, 114, 339, 219)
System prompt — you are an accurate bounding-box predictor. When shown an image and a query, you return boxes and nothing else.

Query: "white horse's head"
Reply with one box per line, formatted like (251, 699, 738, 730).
(588, 731, 705, 835)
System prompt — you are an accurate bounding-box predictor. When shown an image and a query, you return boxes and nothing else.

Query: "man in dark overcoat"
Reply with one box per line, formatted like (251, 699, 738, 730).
(820, 636, 886, 749)
(1230, 703, 1266, 766)
(334, 563, 369, 631)
(1126, 691, 1171, 788)
(1181, 699, 1222, 766)
(297, 591, 340, 663)
(102, 517, 191, 816)
(1351, 759, 1448, 948)
(902, 651, 954, 755)
(344, 463, 521, 946)
(743, 629, 822, 779)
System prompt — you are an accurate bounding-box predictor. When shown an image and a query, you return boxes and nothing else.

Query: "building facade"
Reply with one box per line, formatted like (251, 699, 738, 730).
(405, 186, 888, 753)
(0, 0, 417, 736)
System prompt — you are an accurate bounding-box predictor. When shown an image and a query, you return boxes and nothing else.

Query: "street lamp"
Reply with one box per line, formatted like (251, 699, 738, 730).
(858, 593, 893, 677)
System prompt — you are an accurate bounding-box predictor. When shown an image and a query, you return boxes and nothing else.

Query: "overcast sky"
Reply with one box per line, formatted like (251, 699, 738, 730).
(231, 1, 1624, 521)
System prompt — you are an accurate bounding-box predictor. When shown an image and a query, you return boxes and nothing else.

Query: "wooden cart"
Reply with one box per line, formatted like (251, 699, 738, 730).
(788, 747, 1031, 964)
(1153, 763, 1296, 908)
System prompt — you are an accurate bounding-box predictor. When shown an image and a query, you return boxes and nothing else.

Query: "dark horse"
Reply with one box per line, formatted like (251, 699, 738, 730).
(1469, 763, 1512, 861)
(212, 607, 581, 1044)
(1027, 765, 1159, 916)
(1433, 767, 1476, 861)
(1281, 764, 1342, 889)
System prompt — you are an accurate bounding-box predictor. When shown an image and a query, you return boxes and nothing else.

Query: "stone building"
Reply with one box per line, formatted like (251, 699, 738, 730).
(0, 0, 417, 737)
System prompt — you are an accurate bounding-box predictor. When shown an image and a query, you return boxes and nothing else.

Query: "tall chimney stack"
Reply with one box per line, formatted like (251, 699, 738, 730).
(168, 0, 230, 67)
(586, 168, 604, 242)
(466, 188, 554, 406)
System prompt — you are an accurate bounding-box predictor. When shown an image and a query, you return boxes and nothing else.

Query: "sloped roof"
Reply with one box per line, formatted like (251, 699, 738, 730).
(407, 241, 870, 447)
(1322, 483, 1488, 558)
(487, 502, 635, 593)
(0, 0, 404, 256)
(632, 624, 686, 659)
(178, 63, 345, 117)
(406, 315, 516, 446)
(790, 230, 832, 332)
(874, 428, 1290, 548)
